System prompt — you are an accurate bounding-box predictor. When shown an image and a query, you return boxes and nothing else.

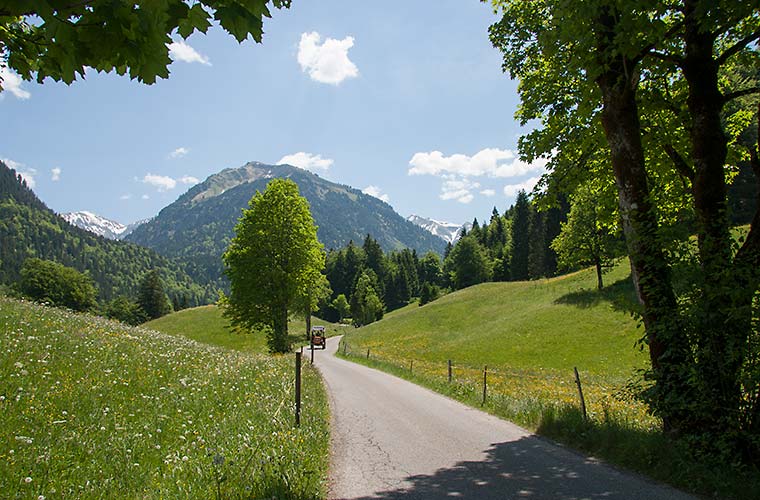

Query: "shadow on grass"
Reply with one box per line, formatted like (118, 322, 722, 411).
(554, 274, 640, 315)
(535, 406, 760, 500)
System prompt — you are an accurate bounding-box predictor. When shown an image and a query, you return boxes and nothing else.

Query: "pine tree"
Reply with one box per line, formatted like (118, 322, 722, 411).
(510, 190, 531, 280)
(528, 208, 547, 279)
(138, 269, 172, 320)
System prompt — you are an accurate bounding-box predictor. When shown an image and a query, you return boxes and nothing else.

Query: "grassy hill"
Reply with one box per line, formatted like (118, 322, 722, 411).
(342, 261, 644, 377)
(0, 297, 328, 499)
(144, 305, 344, 353)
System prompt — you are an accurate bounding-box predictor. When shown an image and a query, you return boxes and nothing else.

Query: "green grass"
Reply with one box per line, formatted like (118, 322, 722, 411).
(344, 262, 644, 377)
(144, 304, 344, 353)
(337, 261, 759, 499)
(0, 297, 329, 499)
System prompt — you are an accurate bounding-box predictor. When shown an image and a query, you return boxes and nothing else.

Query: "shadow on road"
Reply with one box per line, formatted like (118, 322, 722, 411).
(345, 434, 684, 500)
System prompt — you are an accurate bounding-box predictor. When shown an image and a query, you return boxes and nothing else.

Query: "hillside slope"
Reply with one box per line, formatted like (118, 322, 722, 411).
(342, 261, 645, 377)
(0, 161, 215, 304)
(144, 304, 344, 352)
(126, 162, 446, 286)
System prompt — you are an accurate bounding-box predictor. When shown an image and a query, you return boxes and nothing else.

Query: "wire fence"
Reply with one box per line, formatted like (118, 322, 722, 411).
(340, 339, 658, 431)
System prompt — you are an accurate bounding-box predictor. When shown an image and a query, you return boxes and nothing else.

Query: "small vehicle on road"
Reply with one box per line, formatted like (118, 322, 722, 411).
(310, 326, 326, 350)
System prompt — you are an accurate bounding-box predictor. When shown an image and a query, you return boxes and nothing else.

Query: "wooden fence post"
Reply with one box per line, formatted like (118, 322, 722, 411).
(310, 341, 314, 364)
(367, 348, 370, 359)
(295, 352, 302, 427)
(448, 359, 452, 383)
(343, 341, 347, 355)
(410, 360, 413, 373)
(482, 366, 488, 405)
(574, 367, 587, 421)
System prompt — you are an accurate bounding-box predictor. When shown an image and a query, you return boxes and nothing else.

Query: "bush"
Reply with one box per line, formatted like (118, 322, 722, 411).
(105, 296, 147, 325)
(419, 282, 440, 306)
(19, 258, 97, 311)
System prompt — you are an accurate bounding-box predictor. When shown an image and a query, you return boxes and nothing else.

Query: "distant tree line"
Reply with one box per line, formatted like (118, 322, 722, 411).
(317, 235, 444, 325)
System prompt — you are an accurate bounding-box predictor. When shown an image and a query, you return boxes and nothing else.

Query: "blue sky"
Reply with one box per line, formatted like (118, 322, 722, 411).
(1, 0, 545, 226)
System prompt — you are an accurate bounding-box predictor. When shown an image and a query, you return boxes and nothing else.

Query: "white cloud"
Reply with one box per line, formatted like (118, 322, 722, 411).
(408, 148, 549, 203)
(440, 177, 480, 204)
(168, 40, 211, 65)
(1, 157, 23, 170)
(297, 32, 358, 85)
(142, 194, 150, 200)
(503, 176, 541, 197)
(169, 147, 189, 159)
(2, 158, 36, 188)
(142, 173, 177, 192)
(120, 193, 132, 200)
(362, 185, 390, 203)
(408, 148, 548, 178)
(179, 175, 199, 185)
(277, 152, 334, 172)
(51, 167, 61, 181)
(0, 67, 31, 100)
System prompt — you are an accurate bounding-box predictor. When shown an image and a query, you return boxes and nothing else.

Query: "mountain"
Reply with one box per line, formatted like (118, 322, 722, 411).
(0, 161, 215, 306)
(407, 215, 470, 244)
(122, 218, 151, 239)
(125, 161, 447, 287)
(61, 211, 150, 240)
(62, 211, 126, 239)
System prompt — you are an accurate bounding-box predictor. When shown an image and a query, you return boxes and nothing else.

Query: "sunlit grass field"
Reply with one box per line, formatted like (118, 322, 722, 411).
(0, 297, 329, 499)
(144, 304, 344, 353)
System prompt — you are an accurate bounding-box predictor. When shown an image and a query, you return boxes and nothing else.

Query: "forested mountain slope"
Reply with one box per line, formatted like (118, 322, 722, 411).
(0, 161, 215, 305)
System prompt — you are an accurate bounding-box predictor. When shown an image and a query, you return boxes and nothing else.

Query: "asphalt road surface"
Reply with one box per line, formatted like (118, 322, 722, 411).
(313, 336, 695, 500)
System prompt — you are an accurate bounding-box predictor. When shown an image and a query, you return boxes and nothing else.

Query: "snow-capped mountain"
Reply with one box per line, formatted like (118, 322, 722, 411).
(121, 218, 151, 239)
(406, 215, 470, 244)
(61, 211, 149, 240)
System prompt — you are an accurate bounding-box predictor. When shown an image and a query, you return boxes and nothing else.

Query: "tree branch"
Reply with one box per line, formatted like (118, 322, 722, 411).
(635, 20, 684, 66)
(723, 87, 760, 104)
(663, 144, 694, 183)
(716, 28, 760, 66)
(647, 51, 685, 67)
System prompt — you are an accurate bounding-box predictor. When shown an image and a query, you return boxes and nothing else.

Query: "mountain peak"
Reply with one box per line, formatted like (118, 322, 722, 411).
(61, 211, 150, 240)
(407, 214, 469, 244)
(126, 161, 446, 288)
(189, 161, 298, 204)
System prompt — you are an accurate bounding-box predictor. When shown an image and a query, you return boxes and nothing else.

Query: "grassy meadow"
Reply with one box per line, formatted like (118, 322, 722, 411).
(144, 305, 344, 353)
(337, 261, 759, 499)
(0, 297, 329, 499)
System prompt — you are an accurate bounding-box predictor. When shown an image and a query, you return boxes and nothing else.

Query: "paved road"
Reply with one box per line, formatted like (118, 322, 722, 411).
(313, 336, 695, 500)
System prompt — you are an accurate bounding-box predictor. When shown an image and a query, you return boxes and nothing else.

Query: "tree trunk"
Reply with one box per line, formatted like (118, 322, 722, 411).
(305, 309, 311, 340)
(594, 7, 692, 432)
(681, 0, 754, 437)
(595, 258, 603, 290)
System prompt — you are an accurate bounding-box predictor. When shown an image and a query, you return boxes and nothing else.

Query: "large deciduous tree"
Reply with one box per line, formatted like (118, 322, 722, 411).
(20, 258, 97, 312)
(0, 0, 290, 90)
(223, 179, 324, 353)
(489, 0, 760, 455)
